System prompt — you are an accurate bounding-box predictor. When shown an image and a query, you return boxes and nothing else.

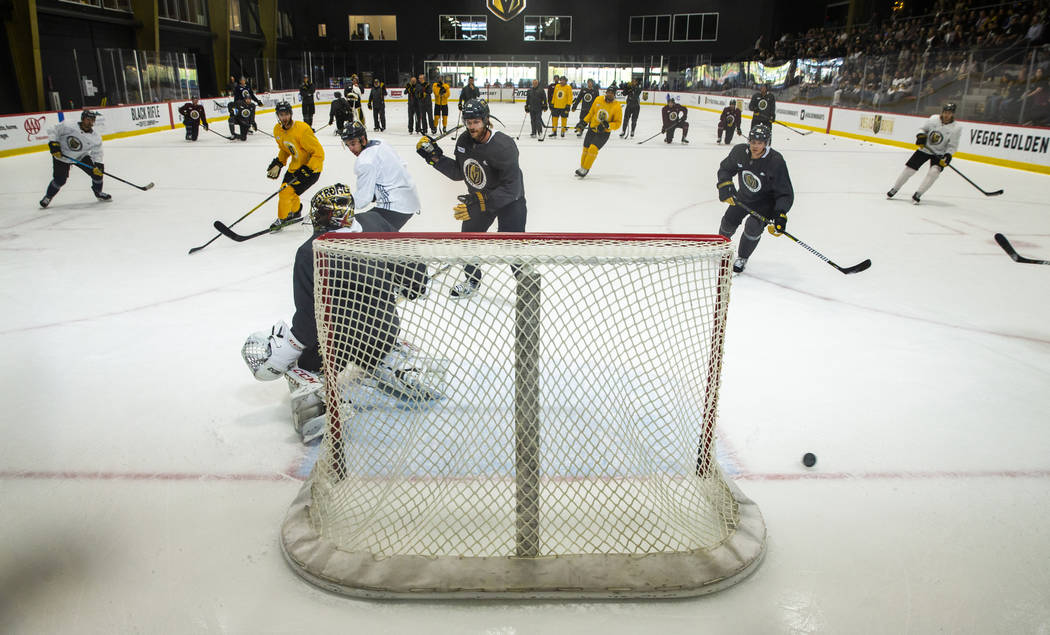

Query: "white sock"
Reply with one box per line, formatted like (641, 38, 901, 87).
(916, 167, 942, 196)
(892, 167, 917, 191)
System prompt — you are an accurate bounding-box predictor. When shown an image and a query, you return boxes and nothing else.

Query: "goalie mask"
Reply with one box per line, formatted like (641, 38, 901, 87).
(309, 183, 355, 232)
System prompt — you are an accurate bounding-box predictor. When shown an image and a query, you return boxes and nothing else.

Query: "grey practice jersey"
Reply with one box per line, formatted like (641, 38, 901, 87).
(352, 140, 422, 215)
(48, 120, 103, 163)
(918, 115, 960, 156)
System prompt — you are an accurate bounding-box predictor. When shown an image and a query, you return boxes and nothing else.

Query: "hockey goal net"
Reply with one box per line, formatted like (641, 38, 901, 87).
(281, 232, 765, 599)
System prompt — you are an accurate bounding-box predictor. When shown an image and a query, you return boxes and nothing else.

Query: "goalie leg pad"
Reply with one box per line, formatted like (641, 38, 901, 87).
(371, 340, 449, 403)
(286, 367, 326, 434)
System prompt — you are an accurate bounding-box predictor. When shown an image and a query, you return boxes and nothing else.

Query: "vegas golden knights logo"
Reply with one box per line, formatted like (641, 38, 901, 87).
(929, 130, 943, 145)
(741, 170, 762, 193)
(68, 137, 82, 151)
(463, 158, 488, 189)
(487, 0, 525, 21)
(872, 115, 882, 134)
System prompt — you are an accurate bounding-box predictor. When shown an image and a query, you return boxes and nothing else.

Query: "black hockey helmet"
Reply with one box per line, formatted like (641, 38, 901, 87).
(309, 183, 355, 232)
(274, 101, 293, 116)
(605, 85, 616, 97)
(333, 90, 342, 98)
(81, 109, 100, 120)
(461, 98, 490, 121)
(749, 123, 772, 142)
(942, 102, 957, 112)
(340, 120, 368, 142)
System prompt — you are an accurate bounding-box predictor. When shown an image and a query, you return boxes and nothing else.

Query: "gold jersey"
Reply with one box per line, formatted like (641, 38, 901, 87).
(583, 96, 623, 132)
(272, 120, 325, 173)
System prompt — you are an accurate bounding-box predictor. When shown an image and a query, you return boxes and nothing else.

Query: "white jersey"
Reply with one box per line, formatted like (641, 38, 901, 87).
(918, 115, 960, 156)
(48, 120, 103, 164)
(352, 140, 421, 215)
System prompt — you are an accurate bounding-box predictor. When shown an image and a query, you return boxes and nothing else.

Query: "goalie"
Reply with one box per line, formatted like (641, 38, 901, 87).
(241, 184, 443, 443)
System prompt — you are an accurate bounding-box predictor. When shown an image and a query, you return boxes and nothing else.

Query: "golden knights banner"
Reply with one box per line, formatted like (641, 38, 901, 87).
(487, 0, 526, 21)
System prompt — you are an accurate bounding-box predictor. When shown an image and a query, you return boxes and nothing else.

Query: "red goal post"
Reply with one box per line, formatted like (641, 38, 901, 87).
(281, 232, 765, 599)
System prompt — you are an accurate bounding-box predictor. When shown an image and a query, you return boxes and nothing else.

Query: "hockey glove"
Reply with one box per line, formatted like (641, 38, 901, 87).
(266, 158, 283, 179)
(91, 163, 104, 178)
(571, 104, 578, 112)
(915, 132, 928, 147)
(291, 165, 314, 186)
(454, 192, 487, 221)
(525, 105, 530, 113)
(597, 121, 610, 133)
(415, 136, 443, 165)
(938, 153, 952, 168)
(48, 141, 63, 159)
(768, 212, 788, 236)
(717, 180, 737, 207)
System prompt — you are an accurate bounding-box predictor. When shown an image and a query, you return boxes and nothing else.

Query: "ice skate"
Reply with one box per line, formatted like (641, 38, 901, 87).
(39, 196, 51, 208)
(732, 257, 748, 274)
(887, 188, 897, 198)
(911, 193, 921, 205)
(94, 192, 112, 202)
(450, 278, 479, 299)
(574, 167, 589, 178)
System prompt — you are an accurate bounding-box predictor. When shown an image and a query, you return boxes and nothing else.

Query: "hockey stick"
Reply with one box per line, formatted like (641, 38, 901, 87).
(735, 200, 872, 275)
(638, 127, 670, 145)
(774, 120, 813, 136)
(313, 122, 332, 134)
(213, 216, 303, 242)
(64, 156, 154, 191)
(948, 164, 1004, 196)
(538, 112, 552, 142)
(206, 127, 234, 141)
(188, 185, 287, 254)
(993, 233, 1050, 265)
(515, 112, 528, 140)
(255, 128, 276, 139)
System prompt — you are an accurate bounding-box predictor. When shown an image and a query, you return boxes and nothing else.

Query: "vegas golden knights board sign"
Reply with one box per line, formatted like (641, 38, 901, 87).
(487, 0, 525, 21)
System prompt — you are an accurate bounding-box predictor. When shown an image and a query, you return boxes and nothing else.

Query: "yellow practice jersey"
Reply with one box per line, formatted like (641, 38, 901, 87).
(432, 82, 450, 106)
(583, 96, 623, 131)
(273, 120, 324, 173)
(551, 84, 574, 109)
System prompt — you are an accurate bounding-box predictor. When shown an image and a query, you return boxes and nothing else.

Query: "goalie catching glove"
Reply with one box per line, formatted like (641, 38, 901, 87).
(717, 180, 737, 207)
(415, 136, 443, 165)
(454, 192, 487, 221)
(241, 320, 305, 381)
(266, 158, 283, 179)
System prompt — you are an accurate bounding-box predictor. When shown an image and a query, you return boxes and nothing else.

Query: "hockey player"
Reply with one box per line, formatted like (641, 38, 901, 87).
(886, 103, 961, 204)
(432, 77, 451, 133)
(620, 79, 641, 138)
(550, 76, 574, 138)
(328, 91, 350, 133)
(418, 74, 436, 134)
(572, 78, 599, 136)
(177, 97, 209, 141)
(40, 109, 109, 207)
(524, 79, 548, 137)
(459, 76, 480, 115)
(298, 76, 316, 128)
(406, 77, 426, 134)
(718, 99, 743, 145)
(662, 95, 689, 144)
(415, 98, 527, 298)
(715, 122, 794, 274)
(368, 78, 387, 131)
(240, 184, 436, 442)
(233, 77, 264, 132)
(346, 90, 365, 127)
(228, 99, 253, 141)
(575, 85, 623, 178)
(340, 121, 421, 230)
(266, 101, 324, 232)
(748, 83, 776, 141)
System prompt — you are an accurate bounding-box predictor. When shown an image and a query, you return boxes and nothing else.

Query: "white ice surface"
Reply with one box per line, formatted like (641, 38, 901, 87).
(1, 101, 1049, 634)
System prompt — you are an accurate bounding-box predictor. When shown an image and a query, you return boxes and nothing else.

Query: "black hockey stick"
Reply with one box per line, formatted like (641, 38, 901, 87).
(65, 156, 154, 191)
(948, 164, 1003, 196)
(736, 200, 871, 275)
(213, 216, 303, 242)
(638, 126, 672, 145)
(254, 128, 276, 139)
(313, 122, 332, 134)
(538, 112, 552, 142)
(774, 120, 813, 136)
(188, 185, 286, 254)
(993, 233, 1050, 265)
(206, 127, 234, 140)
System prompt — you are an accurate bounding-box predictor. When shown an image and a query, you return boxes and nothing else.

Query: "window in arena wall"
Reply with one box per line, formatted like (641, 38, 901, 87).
(59, 0, 132, 10)
(159, 0, 208, 26)
(348, 15, 397, 40)
(228, 0, 242, 31)
(524, 16, 571, 42)
(439, 15, 488, 41)
(672, 13, 719, 42)
(317, 23, 327, 37)
(628, 15, 670, 43)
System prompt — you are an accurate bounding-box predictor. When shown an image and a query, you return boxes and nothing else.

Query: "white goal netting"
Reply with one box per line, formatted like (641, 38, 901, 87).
(280, 233, 766, 599)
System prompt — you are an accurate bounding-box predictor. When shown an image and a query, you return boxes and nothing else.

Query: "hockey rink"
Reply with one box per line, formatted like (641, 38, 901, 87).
(1, 99, 1049, 633)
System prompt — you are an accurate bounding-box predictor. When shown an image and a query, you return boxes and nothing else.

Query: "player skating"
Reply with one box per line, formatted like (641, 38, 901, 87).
(575, 85, 622, 178)
(266, 101, 324, 232)
(524, 79, 548, 138)
(415, 99, 527, 298)
(340, 121, 421, 229)
(328, 91, 350, 134)
(718, 99, 743, 144)
(572, 79, 599, 137)
(177, 97, 209, 141)
(662, 95, 689, 144)
(550, 76, 574, 138)
(715, 122, 794, 274)
(620, 79, 641, 138)
(748, 83, 776, 142)
(240, 185, 439, 442)
(40, 109, 109, 207)
(886, 103, 961, 204)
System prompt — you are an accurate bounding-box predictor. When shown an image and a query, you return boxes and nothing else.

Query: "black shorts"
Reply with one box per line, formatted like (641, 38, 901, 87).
(434, 104, 448, 116)
(284, 168, 321, 195)
(550, 107, 568, 118)
(905, 149, 941, 170)
(583, 129, 611, 150)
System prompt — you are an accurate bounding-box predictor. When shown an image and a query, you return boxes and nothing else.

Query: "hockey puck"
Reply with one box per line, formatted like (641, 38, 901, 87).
(802, 452, 817, 467)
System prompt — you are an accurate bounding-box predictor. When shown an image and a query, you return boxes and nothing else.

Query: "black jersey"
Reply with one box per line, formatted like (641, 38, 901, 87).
(432, 130, 525, 211)
(748, 91, 776, 122)
(299, 82, 315, 105)
(624, 85, 642, 107)
(460, 84, 480, 103)
(717, 144, 794, 218)
(573, 86, 599, 112)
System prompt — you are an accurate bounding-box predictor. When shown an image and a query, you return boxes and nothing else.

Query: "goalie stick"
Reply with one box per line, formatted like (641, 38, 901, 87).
(993, 233, 1050, 265)
(65, 156, 154, 191)
(949, 164, 1004, 196)
(735, 200, 872, 275)
(213, 216, 303, 242)
(774, 120, 813, 136)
